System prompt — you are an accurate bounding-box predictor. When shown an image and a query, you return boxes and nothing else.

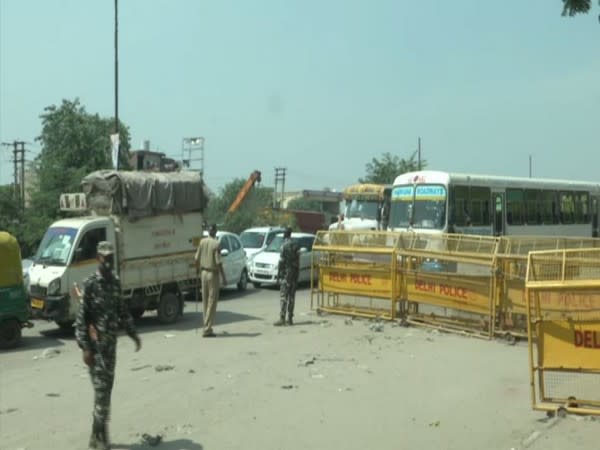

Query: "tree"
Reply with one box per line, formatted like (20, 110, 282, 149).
(19, 98, 132, 254)
(286, 197, 323, 212)
(561, 0, 596, 16)
(359, 151, 427, 184)
(204, 178, 274, 234)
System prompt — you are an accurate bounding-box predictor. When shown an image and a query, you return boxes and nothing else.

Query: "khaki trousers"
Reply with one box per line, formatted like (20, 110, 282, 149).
(201, 270, 220, 334)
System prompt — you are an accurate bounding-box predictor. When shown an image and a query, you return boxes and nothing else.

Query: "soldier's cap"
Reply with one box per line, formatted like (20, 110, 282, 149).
(97, 241, 115, 256)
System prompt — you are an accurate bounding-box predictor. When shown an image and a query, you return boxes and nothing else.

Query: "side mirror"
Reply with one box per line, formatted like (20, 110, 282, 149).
(220, 248, 230, 257)
(299, 247, 308, 254)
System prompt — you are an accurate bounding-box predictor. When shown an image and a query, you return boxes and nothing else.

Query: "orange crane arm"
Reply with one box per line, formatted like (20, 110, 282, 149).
(227, 170, 262, 213)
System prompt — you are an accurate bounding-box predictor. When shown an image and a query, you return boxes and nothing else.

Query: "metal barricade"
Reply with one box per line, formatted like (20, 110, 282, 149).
(526, 248, 600, 416)
(311, 230, 401, 320)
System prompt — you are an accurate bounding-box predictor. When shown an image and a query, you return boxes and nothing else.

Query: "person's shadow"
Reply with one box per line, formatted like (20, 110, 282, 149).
(112, 438, 202, 450)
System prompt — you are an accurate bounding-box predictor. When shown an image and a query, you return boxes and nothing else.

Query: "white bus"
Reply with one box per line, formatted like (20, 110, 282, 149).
(388, 170, 600, 238)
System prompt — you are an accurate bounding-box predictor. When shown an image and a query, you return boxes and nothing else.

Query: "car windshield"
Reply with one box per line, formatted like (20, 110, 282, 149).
(240, 231, 265, 249)
(34, 227, 78, 266)
(265, 235, 307, 253)
(346, 199, 379, 219)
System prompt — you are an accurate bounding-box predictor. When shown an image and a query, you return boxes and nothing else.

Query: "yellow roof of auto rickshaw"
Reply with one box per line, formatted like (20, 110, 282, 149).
(0, 231, 24, 287)
(342, 183, 386, 200)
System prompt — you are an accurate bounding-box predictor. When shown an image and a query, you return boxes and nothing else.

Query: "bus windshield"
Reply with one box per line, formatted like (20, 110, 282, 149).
(346, 199, 379, 219)
(389, 184, 447, 230)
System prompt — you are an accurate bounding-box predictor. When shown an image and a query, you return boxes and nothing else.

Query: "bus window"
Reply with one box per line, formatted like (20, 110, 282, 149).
(452, 185, 469, 226)
(470, 186, 491, 226)
(574, 192, 589, 223)
(525, 190, 541, 225)
(560, 192, 575, 224)
(506, 189, 524, 225)
(540, 190, 558, 224)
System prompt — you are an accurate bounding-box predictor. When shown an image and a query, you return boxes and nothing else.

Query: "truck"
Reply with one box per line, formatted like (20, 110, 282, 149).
(329, 183, 391, 231)
(28, 170, 207, 329)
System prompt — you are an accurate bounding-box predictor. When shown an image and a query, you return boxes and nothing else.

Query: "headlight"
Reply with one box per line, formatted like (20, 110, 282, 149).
(47, 278, 61, 296)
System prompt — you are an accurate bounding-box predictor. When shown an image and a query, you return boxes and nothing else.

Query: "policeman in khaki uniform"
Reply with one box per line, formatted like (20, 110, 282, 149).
(194, 224, 227, 337)
(74, 241, 141, 450)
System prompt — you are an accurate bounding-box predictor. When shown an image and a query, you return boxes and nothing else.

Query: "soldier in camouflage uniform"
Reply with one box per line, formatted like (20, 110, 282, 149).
(75, 241, 141, 450)
(274, 227, 300, 326)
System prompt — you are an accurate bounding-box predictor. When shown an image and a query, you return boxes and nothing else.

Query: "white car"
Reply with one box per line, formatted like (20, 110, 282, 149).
(240, 226, 285, 265)
(248, 232, 316, 287)
(202, 231, 248, 291)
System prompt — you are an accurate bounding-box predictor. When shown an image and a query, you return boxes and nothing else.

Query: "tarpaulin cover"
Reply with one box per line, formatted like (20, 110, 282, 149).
(81, 170, 208, 219)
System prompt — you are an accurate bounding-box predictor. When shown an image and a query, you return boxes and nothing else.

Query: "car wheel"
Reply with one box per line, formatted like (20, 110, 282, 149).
(252, 282, 261, 289)
(157, 292, 179, 324)
(237, 269, 248, 292)
(0, 319, 22, 349)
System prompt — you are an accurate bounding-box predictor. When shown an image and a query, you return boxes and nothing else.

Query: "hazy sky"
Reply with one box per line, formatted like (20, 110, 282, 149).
(1, 0, 599, 193)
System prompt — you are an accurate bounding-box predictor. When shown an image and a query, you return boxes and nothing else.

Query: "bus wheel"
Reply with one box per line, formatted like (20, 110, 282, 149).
(0, 319, 22, 349)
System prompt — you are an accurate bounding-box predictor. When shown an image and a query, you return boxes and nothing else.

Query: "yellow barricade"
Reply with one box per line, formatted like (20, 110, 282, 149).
(311, 230, 401, 320)
(526, 248, 600, 416)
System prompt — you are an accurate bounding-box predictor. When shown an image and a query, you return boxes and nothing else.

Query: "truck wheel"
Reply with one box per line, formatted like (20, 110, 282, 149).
(0, 319, 22, 349)
(237, 270, 248, 292)
(57, 320, 75, 332)
(157, 292, 179, 324)
(130, 308, 145, 320)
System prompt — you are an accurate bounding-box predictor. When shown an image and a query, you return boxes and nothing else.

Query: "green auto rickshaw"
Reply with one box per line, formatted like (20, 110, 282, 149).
(0, 231, 33, 349)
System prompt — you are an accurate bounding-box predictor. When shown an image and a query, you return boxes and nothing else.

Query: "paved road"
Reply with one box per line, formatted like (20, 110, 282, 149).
(1, 285, 598, 450)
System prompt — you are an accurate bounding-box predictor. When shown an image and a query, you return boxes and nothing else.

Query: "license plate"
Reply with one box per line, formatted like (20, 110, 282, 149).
(31, 298, 44, 309)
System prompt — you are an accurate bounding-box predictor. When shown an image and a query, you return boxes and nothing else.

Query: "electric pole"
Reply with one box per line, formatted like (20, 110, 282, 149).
(114, 0, 120, 170)
(417, 137, 422, 170)
(273, 167, 287, 208)
(1, 140, 27, 210)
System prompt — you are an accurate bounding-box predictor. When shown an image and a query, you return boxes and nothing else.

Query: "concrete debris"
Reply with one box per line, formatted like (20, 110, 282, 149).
(0, 408, 18, 415)
(164, 334, 176, 338)
(154, 365, 175, 372)
(141, 433, 163, 446)
(320, 321, 332, 328)
(311, 373, 325, 379)
(522, 430, 541, 447)
(281, 385, 296, 389)
(344, 319, 353, 326)
(203, 386, 214, 391)
(131, 364, 152, 371)
(37, 348, 60, 360)
(426, 337, 434, 342)
(337, 387, 352, 392)
(301, 357, 316, 366)
(428, 420, 440, 427)
(45, 393, 60, 397)
(188, 369, 196, 374)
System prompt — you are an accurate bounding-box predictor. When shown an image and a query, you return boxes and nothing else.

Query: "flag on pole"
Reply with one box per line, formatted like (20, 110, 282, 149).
(110, 133, 120, 170)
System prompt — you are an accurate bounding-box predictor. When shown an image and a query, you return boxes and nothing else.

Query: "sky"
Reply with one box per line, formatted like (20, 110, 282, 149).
(1, 0, 599, 194)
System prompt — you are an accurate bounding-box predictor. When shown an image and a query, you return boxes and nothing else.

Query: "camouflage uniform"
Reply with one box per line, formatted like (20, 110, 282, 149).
(76, 265, 138, 448)
(278, 237, 300, 324)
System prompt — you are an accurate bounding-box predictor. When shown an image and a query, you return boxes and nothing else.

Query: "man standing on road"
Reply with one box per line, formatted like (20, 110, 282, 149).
(275, 227, 300, 326)
(74, 241, 141, 450)
(194, 223, 227, 337)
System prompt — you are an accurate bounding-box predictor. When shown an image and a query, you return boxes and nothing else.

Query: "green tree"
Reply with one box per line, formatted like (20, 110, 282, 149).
(21, 98, 131, 253)
(561, 0, 597, 16)
(205, 178, 274, 234)
(286, 197, 323, 212)
(359, 151, 427, 184)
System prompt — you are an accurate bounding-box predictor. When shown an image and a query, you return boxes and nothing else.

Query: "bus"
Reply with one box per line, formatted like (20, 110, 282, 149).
(388, 170, 600, 238)
(329, 183, 391, 231)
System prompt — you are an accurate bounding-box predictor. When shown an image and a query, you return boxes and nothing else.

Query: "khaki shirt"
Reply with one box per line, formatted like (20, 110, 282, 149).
(195, 236, 221, 270)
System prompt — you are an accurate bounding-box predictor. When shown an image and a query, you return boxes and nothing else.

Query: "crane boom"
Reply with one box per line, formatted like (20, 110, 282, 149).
(228, 170, 262, 213)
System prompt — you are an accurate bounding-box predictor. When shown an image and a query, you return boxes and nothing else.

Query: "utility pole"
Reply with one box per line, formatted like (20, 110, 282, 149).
(1, 140, 27, 210)
(114, 0, 120, 170)
(273, 167, 287, 208)
(417, 137, 422, 170)
(529, 155, 532, 178)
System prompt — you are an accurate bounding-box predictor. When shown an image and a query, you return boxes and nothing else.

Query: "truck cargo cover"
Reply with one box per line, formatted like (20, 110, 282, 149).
(81, 170, 208, 218)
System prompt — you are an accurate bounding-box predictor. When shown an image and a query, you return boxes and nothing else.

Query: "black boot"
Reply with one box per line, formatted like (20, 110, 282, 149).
(100, 423, 110, 450)
(89, 419, 101, 449)
(287, 316, 293, 325)
(274, 316, 286, 326)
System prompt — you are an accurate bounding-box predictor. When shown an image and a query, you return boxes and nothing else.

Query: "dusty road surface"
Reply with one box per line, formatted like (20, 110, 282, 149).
(1, 286, 599, 450)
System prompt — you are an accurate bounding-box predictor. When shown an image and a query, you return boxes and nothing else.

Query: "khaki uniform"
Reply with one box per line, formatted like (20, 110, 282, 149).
(195, 236, 222, 335)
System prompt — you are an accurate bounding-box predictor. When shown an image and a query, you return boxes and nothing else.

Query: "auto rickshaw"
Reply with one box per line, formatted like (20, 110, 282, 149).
(0, 231, 33, 349)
